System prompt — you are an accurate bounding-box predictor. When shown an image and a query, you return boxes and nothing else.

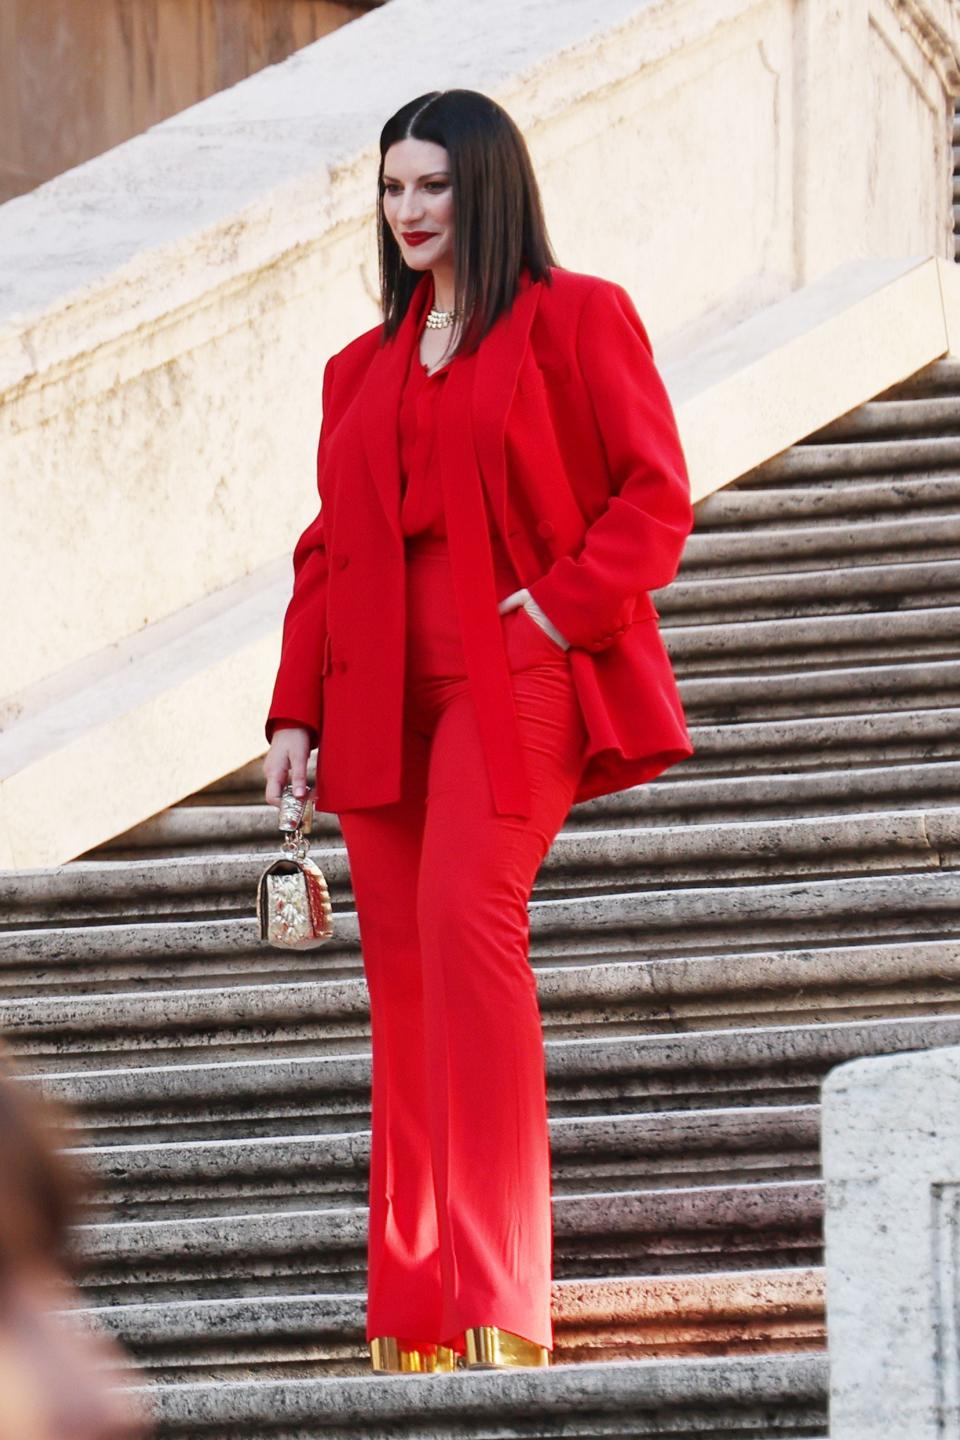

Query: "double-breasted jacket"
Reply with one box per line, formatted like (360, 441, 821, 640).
(265, 264, 695, 816)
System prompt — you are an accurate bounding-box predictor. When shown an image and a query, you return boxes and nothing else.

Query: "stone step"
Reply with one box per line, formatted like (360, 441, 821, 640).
(71, 1104, 821, 1221)
(679, 712, 960, 773)
(660, 559, 960, 622)
(677, 657, 960, 722)
(664, 605, 959, 672)
(616, 761, 960, 822)
(693, 473, 960, 528)
(664, 610, 955, 682)
(29, 1013, 960, 1144)
(872, 357, 960, 400)
(137, 1352, 828, 1439)
(70, 1180, 824, 1306)
(67, 1268, 824, 1381)
(99, 799, 343, 861)
(679, 509, 960, 575)
(733, 434, 960, 482)
(792, 397, 960, 442)
(4, 804, 956, 936)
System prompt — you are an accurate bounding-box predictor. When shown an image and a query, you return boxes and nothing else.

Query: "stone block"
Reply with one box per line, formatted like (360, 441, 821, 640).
(823, 1042, 960, 1437)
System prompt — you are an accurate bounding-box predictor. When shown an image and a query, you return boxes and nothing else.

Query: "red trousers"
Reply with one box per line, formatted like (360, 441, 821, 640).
(336, 532, 588, 1355)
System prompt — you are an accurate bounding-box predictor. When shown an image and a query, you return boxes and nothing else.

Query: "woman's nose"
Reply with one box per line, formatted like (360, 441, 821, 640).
(396, 188, 423, 222)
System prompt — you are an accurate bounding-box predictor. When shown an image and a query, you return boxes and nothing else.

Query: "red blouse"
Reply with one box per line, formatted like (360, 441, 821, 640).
(398, 337, 501, 537)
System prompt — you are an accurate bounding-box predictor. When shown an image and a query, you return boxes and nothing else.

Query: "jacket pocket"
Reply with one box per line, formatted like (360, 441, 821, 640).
(321, 633, 333, 676)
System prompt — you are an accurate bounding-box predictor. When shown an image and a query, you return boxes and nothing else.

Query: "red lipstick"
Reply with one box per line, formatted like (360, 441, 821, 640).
(402, 231, 437, 246)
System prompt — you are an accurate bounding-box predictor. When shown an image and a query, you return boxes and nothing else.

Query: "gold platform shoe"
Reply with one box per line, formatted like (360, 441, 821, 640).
(369, 1336, 460, 1374)
(463, 1325, 551, 1369)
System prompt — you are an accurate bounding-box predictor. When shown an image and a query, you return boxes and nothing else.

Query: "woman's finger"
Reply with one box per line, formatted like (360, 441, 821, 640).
(263, 753, 290, 808)
(289, 752, 309, 800)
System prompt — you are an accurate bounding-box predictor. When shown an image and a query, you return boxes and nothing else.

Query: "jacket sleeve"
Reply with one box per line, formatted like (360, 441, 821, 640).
(264, 354, 337, 747)
(524, 280, 693, 653)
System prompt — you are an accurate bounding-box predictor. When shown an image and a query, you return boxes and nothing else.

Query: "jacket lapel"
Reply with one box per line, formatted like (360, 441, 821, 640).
(358, 273, 433, 541)
(471, 268, 542, 539)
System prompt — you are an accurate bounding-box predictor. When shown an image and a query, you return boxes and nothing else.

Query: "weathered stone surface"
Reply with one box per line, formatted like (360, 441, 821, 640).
(62, 1268, 825, 1381)
(757, 434, 960, 478)
(665, 606, 959, 670)
(823, 1043, 960, 1438)
(694, 473, 960, 525)
(584, 761, 960, 822)
(680, 511, 960, 568)
(663, 561, 960, 622)
(678, 659, 960, 719)
(803, 396, 960, 440)
(139, 1352, 828, 1436)
(72, 1104, 821, 1221)
(876, 359, 960, 400)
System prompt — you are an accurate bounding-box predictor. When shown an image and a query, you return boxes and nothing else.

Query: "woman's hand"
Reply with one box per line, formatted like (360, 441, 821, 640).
(263, 727, 315, 809)
(498, 588, 571, 649)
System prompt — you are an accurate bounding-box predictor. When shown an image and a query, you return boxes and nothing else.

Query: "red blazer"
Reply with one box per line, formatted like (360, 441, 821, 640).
(266, 264, 695, 813)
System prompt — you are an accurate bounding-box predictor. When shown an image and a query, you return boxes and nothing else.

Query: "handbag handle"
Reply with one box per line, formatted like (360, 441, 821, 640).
(278, 784, 313, 859)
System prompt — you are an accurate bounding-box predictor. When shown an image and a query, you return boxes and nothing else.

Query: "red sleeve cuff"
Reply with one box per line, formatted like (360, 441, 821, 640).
(265, 717, 319, 749)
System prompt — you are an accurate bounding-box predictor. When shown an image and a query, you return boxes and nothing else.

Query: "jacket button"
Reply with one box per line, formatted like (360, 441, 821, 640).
(536, 520, 555, 539)
(335, 553, 349, 569)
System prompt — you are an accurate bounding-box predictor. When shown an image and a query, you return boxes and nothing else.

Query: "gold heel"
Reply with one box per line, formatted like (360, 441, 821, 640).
(463, 1325, 550, 1369)
(369, 1336, 459, 1373)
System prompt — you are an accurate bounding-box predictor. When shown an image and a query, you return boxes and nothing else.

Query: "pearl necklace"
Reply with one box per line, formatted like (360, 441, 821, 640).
(425, 306, 460, 329)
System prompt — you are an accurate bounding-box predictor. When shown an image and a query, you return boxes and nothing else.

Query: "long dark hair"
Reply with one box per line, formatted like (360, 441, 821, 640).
(377, 89, 558, 356)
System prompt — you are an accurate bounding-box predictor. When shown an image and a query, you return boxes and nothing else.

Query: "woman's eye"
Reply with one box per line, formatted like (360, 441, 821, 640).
(384, 182, 449, 195)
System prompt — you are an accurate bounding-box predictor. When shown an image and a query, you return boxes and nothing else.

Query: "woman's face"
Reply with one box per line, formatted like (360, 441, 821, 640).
(382, 138, 454, 274)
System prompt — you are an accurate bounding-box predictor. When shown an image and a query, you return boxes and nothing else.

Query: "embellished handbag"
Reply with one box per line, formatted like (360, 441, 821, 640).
(256, 785, 334, 948)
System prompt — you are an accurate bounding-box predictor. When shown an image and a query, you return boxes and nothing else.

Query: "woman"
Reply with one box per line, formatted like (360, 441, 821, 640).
(262, 89, 694, 1374)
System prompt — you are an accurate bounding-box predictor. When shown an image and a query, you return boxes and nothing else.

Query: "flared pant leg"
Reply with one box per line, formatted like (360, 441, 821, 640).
(337, 537, 588, 1354)
(337, 747, 439, 1347)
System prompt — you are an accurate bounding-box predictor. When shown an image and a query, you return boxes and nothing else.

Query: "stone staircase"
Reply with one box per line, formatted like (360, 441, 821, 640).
(4, 355, 960, 1435)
